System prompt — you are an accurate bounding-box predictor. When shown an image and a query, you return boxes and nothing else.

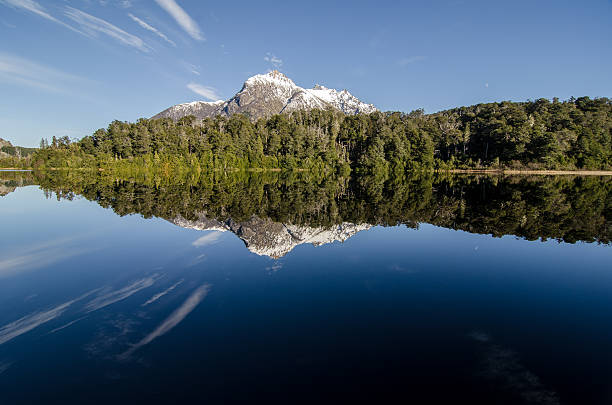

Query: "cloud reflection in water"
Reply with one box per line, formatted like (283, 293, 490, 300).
(121, 284, 211, 359)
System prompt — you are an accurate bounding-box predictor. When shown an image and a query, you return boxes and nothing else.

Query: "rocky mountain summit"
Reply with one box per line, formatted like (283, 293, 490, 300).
(0, 138, 11, 150)
(172, 213, 370, 258)
(153, 70, 377, 121)
(0, 138, 13, 158)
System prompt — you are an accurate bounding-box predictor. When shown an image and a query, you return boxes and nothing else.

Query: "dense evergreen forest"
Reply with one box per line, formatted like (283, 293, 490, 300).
(16, 170, 609, 245)
(24, 96, 612, 172)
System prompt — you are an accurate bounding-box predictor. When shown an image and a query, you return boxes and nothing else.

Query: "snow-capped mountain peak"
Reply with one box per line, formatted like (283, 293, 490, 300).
(244, 70, 296, 87)
(153, 71, 377, 120)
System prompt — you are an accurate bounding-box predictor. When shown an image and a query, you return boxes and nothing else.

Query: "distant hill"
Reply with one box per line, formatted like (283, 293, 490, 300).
(0, 138, 37, 158)
(152, 70, 377, 121)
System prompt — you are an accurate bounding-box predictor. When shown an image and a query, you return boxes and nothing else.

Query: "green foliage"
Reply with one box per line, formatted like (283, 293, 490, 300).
(1, 145, 36, 157)
(1, 146, 16, 156)
(428, 97, 612, 169)
(24, 96, 612, 171)
(0, 143, 37, 168)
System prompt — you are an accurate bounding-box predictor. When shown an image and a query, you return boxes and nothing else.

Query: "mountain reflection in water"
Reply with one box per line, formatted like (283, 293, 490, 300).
(3, 170, 609, 257)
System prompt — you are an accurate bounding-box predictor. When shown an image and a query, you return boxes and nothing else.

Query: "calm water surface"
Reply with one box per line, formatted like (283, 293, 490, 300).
(0, 172, 611, 404)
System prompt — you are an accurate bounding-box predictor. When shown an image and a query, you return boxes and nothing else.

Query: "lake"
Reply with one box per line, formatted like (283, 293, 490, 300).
(0, 171, 610, 404)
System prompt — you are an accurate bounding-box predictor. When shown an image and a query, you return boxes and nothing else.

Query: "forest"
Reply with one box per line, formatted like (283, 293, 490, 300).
(14, 169, 609, 245)
(19, 96, 611, 173)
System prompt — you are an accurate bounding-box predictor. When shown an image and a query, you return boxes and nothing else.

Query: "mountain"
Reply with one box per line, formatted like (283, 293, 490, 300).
(0, 138, 37, 159)
(0, 138, 11, 149)
(151, 100, 226, 121)
(0, 138, 15, 158)
(153, 70, 377, 121)
(172, 213, 370, 258)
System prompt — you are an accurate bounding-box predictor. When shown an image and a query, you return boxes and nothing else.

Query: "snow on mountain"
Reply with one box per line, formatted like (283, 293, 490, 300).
(152, 100, 226, 121)
(243, 70, 299, 98)
(172, 213, 371, 258)
(303, 85, 378, 114)
(153, 70, 377, 121)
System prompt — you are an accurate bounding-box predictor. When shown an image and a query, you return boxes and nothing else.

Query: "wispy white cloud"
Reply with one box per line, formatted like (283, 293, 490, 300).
(99, 0, 132, 8)
(0, 53, 68, 92)
(0, 18, 16, 28)
(142, 280, 183, 306)
(0, 289, 97, 345)
(0, 301, 72, 345)
(183, 62, 200, 75)
(47, 316, 87, 334)
(187, 253, 206, 267)
(154, 0, 203, 41)
(398, 56, 427, 66)
(186, 83, 221, 101)
(264, 52, 283, 68)
(192, 231, 223, 247)
(265, 263, 283, 273)
(64, 6, 150, 52)
(85, 276, 158, 313)
(0, 0, 83, 34)
(0, 233, 96, 276)
(128, 13, 175, 47)
(121, 284, 210, 358)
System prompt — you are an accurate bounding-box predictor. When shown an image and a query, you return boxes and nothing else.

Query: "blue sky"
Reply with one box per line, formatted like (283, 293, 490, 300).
(0, 0, 610, 147)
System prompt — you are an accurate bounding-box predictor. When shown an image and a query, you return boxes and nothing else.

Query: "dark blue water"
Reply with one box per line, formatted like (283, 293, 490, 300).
(0, 177, 611, 404)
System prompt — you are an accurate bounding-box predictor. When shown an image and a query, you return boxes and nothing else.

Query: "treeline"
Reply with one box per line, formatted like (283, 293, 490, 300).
(30, 96, 612, 172)
(0, 155, 31, 169)
(25, 170, 611, 244)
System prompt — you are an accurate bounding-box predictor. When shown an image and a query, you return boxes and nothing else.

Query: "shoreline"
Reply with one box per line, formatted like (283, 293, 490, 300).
(1, 167, 612, 176)
(445, 169, 612, 176)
